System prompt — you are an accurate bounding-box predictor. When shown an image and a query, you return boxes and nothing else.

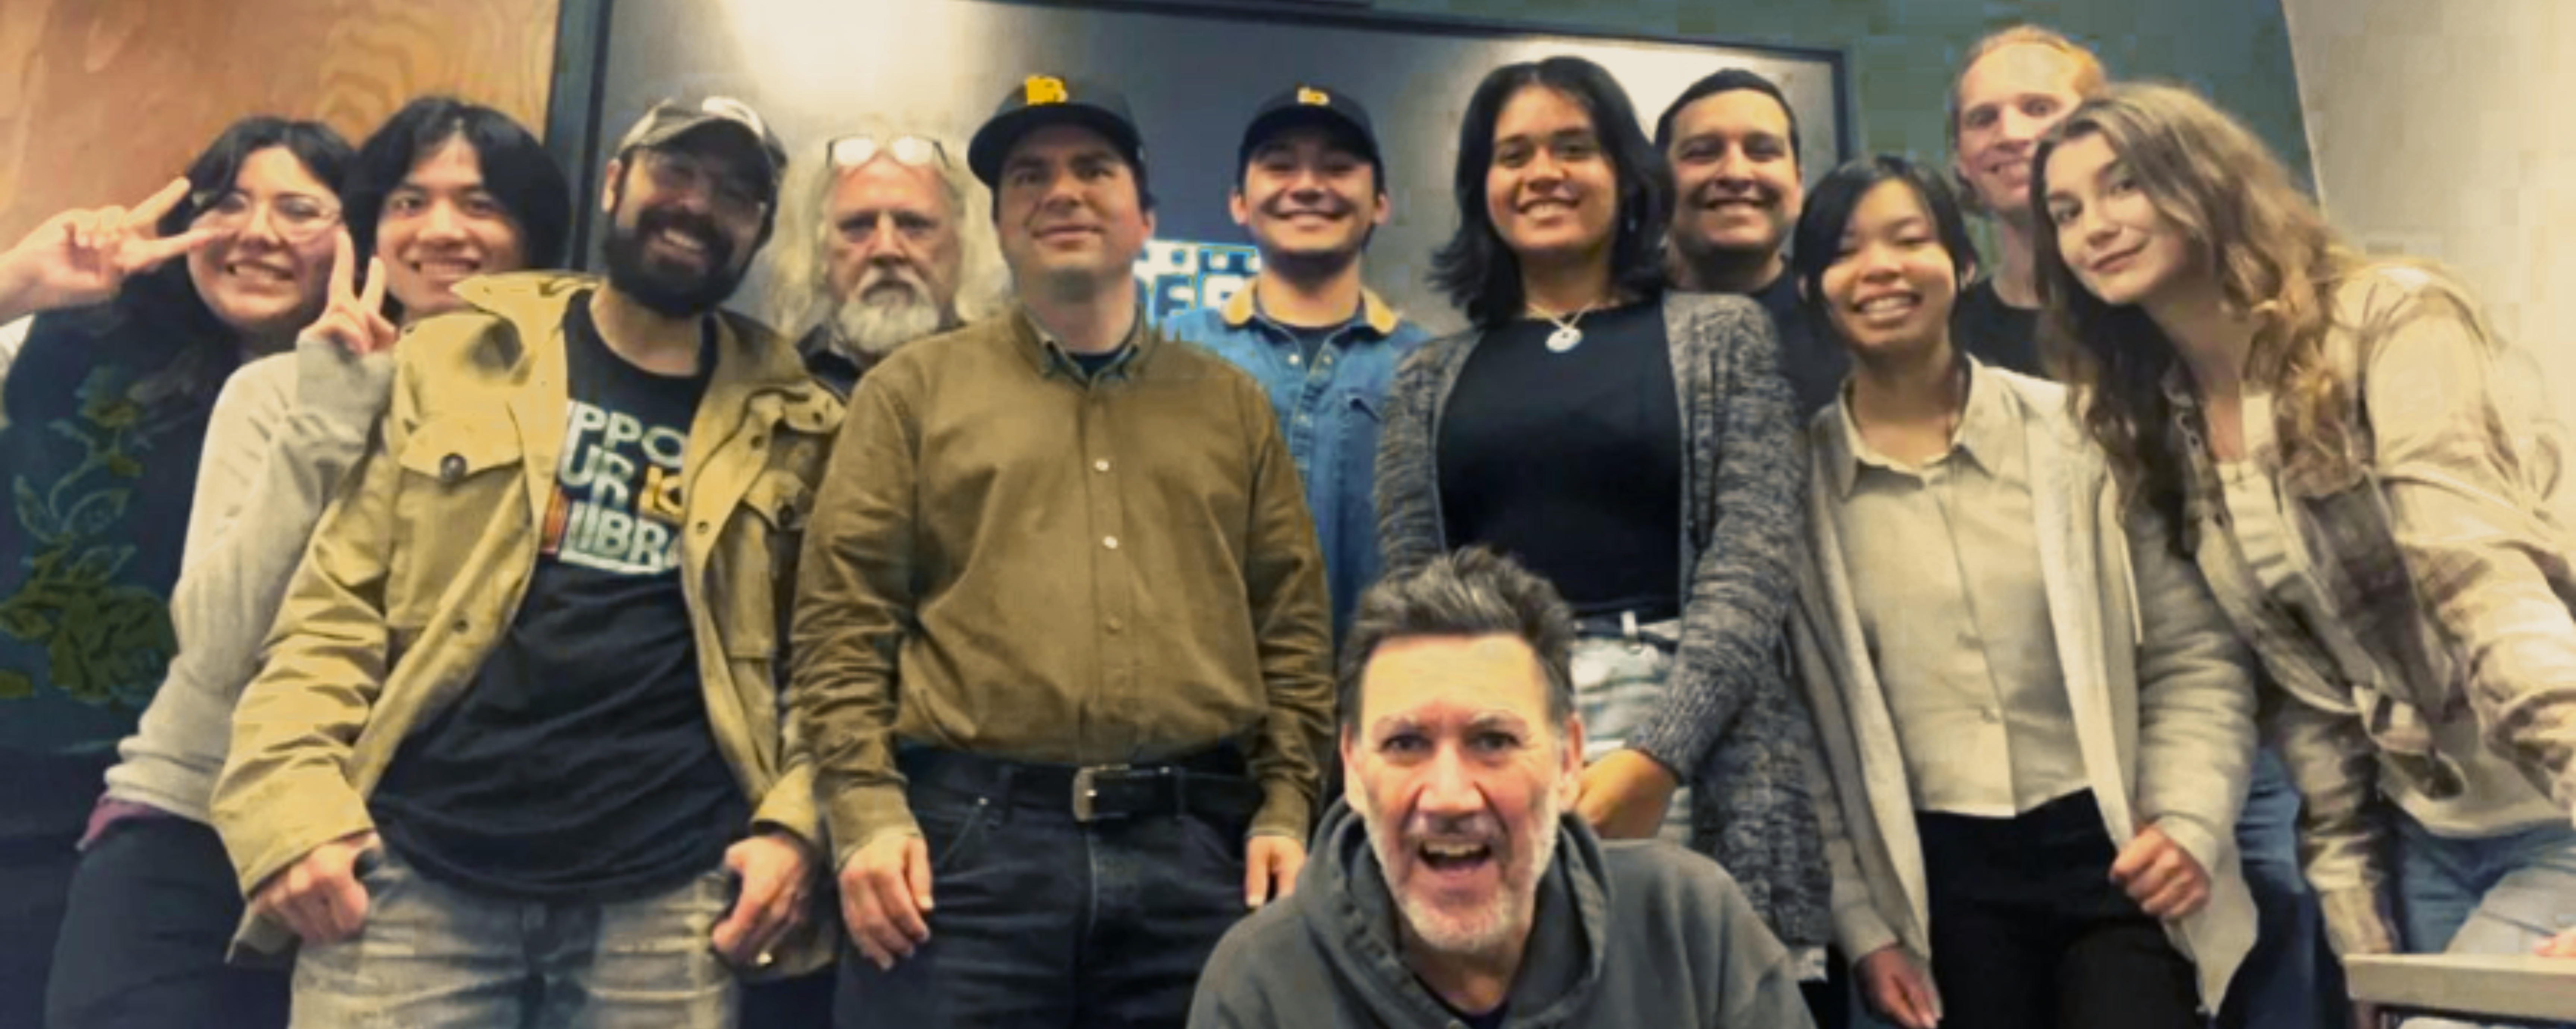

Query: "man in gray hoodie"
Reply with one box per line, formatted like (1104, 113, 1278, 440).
(1189, 547, 1812, 1029)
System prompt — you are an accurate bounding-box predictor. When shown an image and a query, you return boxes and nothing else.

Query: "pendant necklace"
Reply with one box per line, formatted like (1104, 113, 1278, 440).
(1534, 302, 1598, 353)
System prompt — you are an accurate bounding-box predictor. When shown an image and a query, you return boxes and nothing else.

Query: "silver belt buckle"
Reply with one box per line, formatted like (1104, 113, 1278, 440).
(1071, 763, 1131, 823)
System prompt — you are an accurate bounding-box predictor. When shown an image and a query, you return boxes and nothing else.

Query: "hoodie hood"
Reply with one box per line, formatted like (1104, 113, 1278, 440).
(1297, 798, 1613, 1027)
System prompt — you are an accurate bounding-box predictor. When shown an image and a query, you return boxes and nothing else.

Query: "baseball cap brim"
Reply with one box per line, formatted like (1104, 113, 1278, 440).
(968, 104, 1143, 187)
(1240, 105, 1379, 165)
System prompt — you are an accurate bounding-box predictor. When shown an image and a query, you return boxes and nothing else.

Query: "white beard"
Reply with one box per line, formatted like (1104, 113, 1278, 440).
(829, 290, 949, 360)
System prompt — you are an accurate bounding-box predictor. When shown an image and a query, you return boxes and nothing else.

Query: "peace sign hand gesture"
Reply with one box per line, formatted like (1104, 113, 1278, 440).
(0, 177, 225, 322)
(305, 228, 398, 356)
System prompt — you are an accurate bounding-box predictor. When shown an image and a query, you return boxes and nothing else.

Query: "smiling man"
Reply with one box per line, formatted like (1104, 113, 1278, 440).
(1945, 26, 2106, 376)
(212, 95, 837, 1026)
(794, 73, 1333, 1029)
(1654, 70, 1840, 419)
(1189, 548, 1812, 1029)
(1167, 83, 1429, 644)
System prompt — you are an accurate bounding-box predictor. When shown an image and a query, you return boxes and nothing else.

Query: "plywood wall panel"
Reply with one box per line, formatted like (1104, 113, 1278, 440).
(0, 0, 560, 243)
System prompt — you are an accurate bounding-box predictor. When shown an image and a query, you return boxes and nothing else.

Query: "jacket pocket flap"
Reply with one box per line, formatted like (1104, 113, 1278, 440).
(399, 415, 524, 481)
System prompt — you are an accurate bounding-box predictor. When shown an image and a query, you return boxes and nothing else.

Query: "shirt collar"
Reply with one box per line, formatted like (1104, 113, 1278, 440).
(1220, 280, 1404, 338)
(1831, 356, 2010, 497)
(1018, 306, 1152, 381)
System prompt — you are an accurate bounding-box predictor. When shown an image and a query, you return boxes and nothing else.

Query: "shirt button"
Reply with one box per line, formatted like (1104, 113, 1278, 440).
(1103, 536, 1120, 550)
(1296, 414, 1311, 426)
(1982, 707, 2001, 724)
(1107, 618, 1124, 634)
(1288, 355, 1302, 366)
(696, 521, 712, 535)
(451, 618, 470, 634)
(1093, 459, 1110, 473)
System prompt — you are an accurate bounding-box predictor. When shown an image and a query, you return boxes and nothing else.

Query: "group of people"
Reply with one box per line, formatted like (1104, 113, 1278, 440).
(0, 18, 2570, 1029)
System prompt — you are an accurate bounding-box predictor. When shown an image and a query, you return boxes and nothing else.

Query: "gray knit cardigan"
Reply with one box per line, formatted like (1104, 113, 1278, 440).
(1372, 290, 1829, 950)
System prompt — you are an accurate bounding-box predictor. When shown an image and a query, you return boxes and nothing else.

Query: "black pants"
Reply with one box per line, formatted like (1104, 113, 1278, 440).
(45, 814, 290, 1029)
(1919, 791, 2203, 1029)
(834, 753, 1256, 1029)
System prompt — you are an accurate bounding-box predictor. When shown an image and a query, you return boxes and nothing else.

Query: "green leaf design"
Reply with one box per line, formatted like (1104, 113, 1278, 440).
(13, 477, 60, 540)
(48, 585, 176, 709)
(0, 670, 31, 700)
(61, 488, 133, 538)
(0, 603, 49, 640)
(69, 545, 136, 584)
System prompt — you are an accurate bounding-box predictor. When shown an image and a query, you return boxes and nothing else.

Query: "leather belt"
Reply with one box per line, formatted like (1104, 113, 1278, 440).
(899, 745, 1262, 826)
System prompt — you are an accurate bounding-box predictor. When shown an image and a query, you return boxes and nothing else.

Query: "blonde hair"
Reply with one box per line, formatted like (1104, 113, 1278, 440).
(2031, 82, 2504, 547)
(760, 127, 1009, 338)
(1948, 25, 2109, 212)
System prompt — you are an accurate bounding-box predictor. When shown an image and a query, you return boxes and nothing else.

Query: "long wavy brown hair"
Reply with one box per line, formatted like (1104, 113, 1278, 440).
(2030, 83, 2491, 551)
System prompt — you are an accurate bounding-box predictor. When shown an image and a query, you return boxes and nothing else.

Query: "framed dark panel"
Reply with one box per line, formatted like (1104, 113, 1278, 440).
(569, 0, 1848, 334)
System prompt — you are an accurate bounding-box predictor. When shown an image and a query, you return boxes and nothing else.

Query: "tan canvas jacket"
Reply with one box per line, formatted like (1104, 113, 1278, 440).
(211, 273, 841, 971)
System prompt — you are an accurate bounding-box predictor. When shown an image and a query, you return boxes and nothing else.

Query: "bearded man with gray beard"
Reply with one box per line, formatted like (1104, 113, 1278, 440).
(763, 130, 1008, 397)
(1188, 548, 1813, 1029)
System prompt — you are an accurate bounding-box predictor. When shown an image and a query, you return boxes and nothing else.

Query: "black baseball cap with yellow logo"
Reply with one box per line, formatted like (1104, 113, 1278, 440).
(1237, 83, 1383, 186)
(966, 74, 1145, 187)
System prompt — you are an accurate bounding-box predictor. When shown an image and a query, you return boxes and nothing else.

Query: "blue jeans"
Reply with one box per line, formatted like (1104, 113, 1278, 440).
(288, 847, 738, 1028)
(834, 775, 1250, 1028)
(2222, 749, 2344, 1029)
(2390, 808, 2576, 1029)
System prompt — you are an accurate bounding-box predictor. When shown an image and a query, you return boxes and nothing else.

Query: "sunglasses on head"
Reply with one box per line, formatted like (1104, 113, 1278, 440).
(828, 134, 951, 170)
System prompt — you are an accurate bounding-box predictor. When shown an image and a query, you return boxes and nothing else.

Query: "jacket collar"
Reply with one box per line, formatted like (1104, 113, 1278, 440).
(1219, 280, 1404, 337)
(454, 272, 821, 397)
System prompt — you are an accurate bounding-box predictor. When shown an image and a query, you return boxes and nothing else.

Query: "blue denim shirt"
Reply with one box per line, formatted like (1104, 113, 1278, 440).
(1167, 286, 1428, 644)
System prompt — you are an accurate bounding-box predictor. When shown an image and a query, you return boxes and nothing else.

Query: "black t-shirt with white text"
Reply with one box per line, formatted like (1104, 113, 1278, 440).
(372, 291, 750, 903)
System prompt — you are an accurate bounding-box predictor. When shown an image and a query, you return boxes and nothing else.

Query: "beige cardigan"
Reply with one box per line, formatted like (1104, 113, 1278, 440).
(1789, 367, 2261, 1011)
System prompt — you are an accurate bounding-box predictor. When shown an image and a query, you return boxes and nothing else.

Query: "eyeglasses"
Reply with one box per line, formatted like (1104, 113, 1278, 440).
(189, 190, 342, 245)
(637, 148, 771, 222)
(828, 134, 952, 171)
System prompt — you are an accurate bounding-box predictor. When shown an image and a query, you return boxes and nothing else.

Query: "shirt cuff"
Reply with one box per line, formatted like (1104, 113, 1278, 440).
(824, 782, 919, 873)
(2150, 814, 2225, 882)
(1250, 777, 1311, 842)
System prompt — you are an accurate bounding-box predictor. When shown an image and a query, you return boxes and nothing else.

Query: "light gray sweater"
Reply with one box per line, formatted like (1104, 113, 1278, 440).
(101, 337, 392, 823)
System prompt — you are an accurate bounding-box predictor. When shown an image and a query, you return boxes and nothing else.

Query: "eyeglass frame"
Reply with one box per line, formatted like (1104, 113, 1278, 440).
(187, 189, 344, 246)
(631, 146, 773, 223)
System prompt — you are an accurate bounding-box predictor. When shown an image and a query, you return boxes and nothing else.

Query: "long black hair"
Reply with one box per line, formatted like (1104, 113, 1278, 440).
(1430, 56, 1670, 329)
(345, 97, 573, 285)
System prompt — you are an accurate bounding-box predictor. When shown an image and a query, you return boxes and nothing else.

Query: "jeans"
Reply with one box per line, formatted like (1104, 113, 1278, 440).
(47, 815, 290, 1028)
(0, 749, 110, 1029)
(288, 846, 738, 1028)
(2389, 809, 2576, 1029)
(2220, 749, 2344, 1029)
(834, 772, 1250, 1028)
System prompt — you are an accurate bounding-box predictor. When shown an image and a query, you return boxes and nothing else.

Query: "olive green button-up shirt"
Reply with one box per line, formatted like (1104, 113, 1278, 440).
(791, 307, 1334, 864)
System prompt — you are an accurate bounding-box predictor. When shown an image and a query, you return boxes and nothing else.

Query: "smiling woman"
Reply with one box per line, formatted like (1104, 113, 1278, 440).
(0, 113, 352, 1027)
(1785, 154, 2259, 1029)
(2034, 83, 2576, 1012)
(35, 97, 571, 1029)
(1380, 54, 1829, 981)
